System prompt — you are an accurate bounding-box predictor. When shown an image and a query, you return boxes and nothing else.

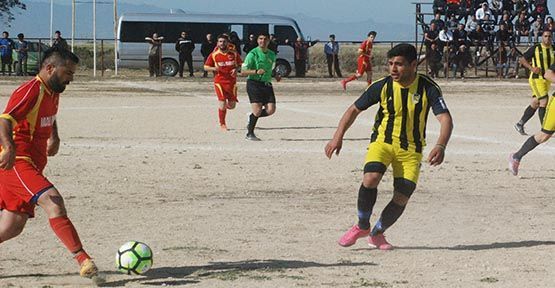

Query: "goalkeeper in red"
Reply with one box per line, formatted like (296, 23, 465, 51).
(204, 34, 243, 131)
(342, 31, 377, 90)
(0, 47, 98, 279)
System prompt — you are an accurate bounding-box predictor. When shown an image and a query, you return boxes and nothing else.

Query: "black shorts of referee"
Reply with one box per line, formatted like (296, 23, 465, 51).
(246, 79, 276, 104)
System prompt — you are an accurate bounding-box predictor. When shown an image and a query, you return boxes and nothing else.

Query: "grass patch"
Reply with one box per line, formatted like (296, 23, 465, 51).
(351, 278, 391, 288)
(480, 277, 499, 283)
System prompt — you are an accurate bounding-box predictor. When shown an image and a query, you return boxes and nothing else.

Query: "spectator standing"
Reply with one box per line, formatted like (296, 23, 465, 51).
(427, 42, 443, 78)
(52, 31, 69, 51)
(0, 31, 14, 76)
(425, 23, 440, 49)
(268, 34, 279, 53)
(243, 34, 257, 54)
(530, 15, 544, 43)
(145, 32, 163, 77)
(201, 33, 216, 77)
(15, 33, 28, 76)
(287, 37, 318, 77)
(451, 44, 472, 78)
(229, 31, 242, 56)
(175, 31, 195, 77)
(324, 34, 342, 78)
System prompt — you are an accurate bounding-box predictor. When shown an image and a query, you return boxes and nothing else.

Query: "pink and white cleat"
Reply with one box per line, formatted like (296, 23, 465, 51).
(368, 233, 393, 250)
(508, 153, 520, 176)
(338, 225, 370, 247)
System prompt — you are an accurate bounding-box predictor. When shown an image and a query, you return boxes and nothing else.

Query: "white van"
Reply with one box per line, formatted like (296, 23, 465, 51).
(117, 11, 305, 76)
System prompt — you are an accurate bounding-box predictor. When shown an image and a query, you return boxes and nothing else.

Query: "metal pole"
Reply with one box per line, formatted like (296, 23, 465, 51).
(114, 0, 118, 76)
(93, 0, 97, 77)
(50, 0, 53, 46)
(101, 40, 104, 77)
(71, 0, 75, 52)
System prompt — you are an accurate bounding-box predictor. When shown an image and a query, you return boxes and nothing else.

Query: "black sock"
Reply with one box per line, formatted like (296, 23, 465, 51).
(519, 105, 537, 125)
(513, 136, 540, 161)
(371, 201, 406, 235)
(357, 185, 377, 230)
(259, 109, 269, 117)
(247, 113, 258, 135)
(538, 107, 546, 124)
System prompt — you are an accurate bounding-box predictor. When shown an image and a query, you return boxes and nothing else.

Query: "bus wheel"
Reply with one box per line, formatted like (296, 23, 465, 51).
(161, 59, 179, 77)
(273, 59, 291, 77)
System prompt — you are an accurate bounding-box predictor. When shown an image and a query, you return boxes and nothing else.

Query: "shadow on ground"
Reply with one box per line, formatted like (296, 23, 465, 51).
(98, 258, 376, 287)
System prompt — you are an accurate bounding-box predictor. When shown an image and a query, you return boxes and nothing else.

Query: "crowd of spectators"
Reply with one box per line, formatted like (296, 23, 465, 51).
(426, 0, 552, 78)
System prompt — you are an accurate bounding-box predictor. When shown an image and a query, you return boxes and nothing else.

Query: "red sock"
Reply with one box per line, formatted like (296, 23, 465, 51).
(367, 80, 372, 85)
(344, 75, 357, 83)
(218, 108, 227, 125)
(49, 216, 89, 265)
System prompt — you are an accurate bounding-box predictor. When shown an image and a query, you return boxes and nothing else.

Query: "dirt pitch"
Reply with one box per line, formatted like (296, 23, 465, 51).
(0, 76, 553, 288)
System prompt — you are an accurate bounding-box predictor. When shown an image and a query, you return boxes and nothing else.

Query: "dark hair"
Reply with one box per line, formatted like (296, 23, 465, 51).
(55, 30, 61, 34)
(217, 34, 230, 41)
(329, 34, 335, 38)
(387, 44, 417, 63)
(258, 32, 270, 38)
(40, 46, 80, 68)
(368, 31, 377, 37)
(2, 31, 8, 36)
(17, 33, 24, 38)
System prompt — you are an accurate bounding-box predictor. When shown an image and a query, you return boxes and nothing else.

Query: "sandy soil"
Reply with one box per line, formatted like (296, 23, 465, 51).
(0, 75, 553, 287)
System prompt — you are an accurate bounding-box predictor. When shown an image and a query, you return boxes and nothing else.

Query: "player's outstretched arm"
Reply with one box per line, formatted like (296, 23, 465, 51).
(427, 112, 453, 166)
(325, 104, 362, 159)
(47, 120, 60, 157)
(0, 118, 16, 169)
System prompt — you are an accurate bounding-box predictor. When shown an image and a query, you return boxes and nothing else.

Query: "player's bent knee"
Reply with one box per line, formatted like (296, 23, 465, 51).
(393, 178, 416, 198)
(37, 190, 67, 217)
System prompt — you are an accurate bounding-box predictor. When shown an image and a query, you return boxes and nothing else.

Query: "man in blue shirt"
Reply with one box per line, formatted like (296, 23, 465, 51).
(0, 31, 14, 76)
(324, 34, 342, 78)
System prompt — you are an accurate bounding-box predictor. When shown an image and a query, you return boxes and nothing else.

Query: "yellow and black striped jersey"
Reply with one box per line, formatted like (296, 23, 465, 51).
(354, 74, 449, 153)
(523, 43, 555, 79)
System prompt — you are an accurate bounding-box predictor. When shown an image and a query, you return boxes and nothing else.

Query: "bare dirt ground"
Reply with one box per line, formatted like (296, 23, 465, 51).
(0, 75, 553, 288)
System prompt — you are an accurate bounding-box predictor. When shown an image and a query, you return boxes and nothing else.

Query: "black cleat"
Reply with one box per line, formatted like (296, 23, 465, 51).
(514, 123, 527, 136)
(245, 133, 261, 141)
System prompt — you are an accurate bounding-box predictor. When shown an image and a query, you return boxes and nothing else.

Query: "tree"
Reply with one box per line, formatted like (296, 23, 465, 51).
(0, 0, 26, 25)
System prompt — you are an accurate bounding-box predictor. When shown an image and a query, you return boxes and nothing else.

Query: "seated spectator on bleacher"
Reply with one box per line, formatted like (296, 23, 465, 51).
(514, 0, 530, 18)
(531, 0, 549, 21)
(458, 0, 472, 21)
(433, 0, 447, 15)
(447, 14, 460, 29)
(490, 0, 504, 22)
(475, 2, 493, 21)
(498, 13, 514, 33)
(446, 0, 461, 18)
(431, 13, 446, 30)
(451, 44, 472, 78)
(502, 0, 515, 18)
(545, 16, 555, 33)
(427, 42, 443, 78)
(469, 24, 490, 47)
(515, 11, 531, 44)
(439, 25, 454, 50)
(496, 23, 514, 47)
(480, 14, 496, 34)
(454, 23, 469, 47)
(530, 15, 544, 42)
(466, 14, 479, 32)
(425, 23, 440, 49)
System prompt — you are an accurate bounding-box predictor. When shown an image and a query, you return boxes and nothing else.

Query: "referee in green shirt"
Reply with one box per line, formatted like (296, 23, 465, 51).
(241, 33, 281, 141)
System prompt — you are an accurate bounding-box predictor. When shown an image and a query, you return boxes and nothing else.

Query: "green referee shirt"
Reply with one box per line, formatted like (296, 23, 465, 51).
(242, 47, 276, 83)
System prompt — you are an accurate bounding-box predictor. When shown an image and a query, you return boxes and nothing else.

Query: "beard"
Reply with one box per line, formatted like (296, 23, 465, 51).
(49, 73, 68, 93)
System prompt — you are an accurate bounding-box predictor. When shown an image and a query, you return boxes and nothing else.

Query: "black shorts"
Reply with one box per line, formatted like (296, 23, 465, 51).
(246, 79, 276, 104)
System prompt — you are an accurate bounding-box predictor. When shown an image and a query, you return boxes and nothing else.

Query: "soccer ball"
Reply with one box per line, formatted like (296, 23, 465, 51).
(115, 241, 153, 275)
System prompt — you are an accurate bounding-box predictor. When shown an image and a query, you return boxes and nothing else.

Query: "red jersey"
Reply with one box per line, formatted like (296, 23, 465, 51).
(359, 40, 373, 58)
(205, 48, 242, 84)
(0, 76, 59, 172)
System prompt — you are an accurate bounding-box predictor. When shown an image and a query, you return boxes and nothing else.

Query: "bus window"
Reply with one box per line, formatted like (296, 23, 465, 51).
(244, 24, 269, 39)
(188, 23, 230, 43)
(274, 25, 298, 44)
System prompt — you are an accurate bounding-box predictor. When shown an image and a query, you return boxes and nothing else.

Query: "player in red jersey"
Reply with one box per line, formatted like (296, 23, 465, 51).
(342, 31, 377, 90)
(0, 47, 99, 279)
(204, 34, 243, 131)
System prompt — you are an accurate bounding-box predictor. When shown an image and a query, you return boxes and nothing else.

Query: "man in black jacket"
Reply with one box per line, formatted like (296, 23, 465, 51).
(201, 33, 216, 77)
(176, 31, 195, 77)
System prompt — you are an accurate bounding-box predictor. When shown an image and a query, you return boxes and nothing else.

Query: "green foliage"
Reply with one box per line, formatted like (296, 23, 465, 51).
(0, 0, 26, 25)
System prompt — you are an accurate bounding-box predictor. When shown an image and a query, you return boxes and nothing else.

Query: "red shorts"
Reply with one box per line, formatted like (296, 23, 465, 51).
(0, 160, 53, 217)
(357, 55, 372, 75)
(214, 83, 238, 102)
